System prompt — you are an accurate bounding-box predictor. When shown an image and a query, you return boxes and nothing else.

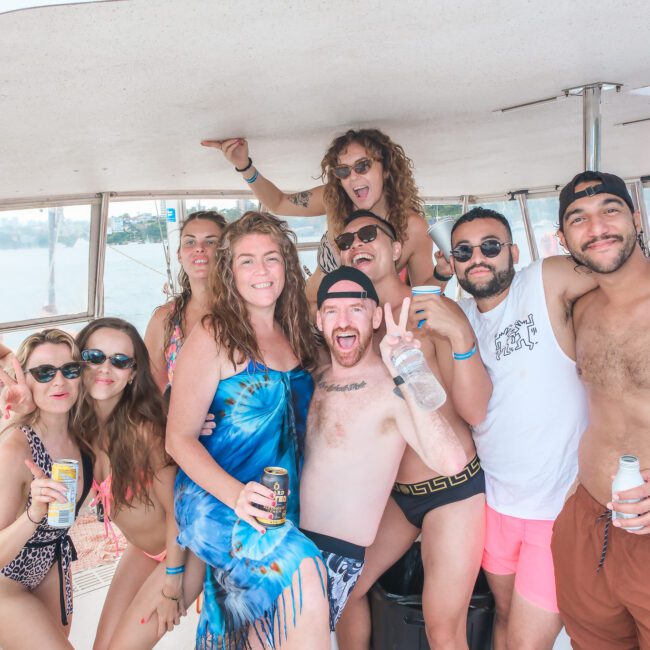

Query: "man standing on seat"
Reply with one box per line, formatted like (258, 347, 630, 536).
(335, 210, 492, 650)
(301, 265, 467, 631)
(447, 207, 597, 649)
(551, 171, 650, 649)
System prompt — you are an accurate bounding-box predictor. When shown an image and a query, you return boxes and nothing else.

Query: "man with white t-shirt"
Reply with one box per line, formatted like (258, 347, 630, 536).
(447, 207, 597, 649)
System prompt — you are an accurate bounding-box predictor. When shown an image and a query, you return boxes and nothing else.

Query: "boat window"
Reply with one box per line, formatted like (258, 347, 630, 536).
(526, 197, 563, 259)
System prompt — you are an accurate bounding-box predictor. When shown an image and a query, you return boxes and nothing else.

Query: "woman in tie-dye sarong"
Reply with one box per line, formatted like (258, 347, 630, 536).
(167, 212, 329, 650)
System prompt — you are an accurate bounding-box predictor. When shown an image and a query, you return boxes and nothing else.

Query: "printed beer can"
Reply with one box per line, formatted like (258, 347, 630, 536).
(47, 459, 78, 528)
(256, 466, 288, 527)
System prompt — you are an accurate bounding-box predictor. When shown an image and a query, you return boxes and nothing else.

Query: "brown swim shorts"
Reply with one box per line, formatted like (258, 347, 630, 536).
(551, 484, 650, 649)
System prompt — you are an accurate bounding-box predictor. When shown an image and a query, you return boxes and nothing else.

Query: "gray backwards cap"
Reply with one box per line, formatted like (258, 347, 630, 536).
(317, 266, 380, 309)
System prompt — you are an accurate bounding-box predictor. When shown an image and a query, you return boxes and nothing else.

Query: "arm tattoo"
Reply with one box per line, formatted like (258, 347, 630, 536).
(288, 190, 312, 208)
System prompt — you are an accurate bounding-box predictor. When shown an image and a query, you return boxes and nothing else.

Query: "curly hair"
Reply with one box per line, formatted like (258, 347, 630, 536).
(8, 329, 92, 459)
(320, 129, 424, 242)
(206, 211, 317, 371)
(162, 211, 227, 354)
(74, 318, 170, 511)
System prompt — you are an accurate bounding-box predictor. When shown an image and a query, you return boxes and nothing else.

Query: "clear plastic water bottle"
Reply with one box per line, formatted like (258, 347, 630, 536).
(612, 454, 645, 531)
(391, 341, 446, 410)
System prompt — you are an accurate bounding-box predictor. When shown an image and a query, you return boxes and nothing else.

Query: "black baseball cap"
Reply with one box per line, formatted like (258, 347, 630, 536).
(559, 172, 635, 228)
(343, 209, 397, 241)
(316, 265, 380, 309)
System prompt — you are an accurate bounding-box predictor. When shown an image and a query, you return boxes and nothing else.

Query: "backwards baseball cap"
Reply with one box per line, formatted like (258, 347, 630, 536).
(316, 265, 380, 309)
(559, 172, 635, 227)
(343, 209, 398, 241)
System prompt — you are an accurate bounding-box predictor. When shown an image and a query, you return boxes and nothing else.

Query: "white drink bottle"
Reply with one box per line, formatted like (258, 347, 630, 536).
(612, 455, 645, 531)
(390, 342, 446, 411)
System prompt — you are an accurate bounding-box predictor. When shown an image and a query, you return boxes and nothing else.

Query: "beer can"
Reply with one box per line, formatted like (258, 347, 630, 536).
(256, 466, 288, 527)
(47, 459, 78, 528)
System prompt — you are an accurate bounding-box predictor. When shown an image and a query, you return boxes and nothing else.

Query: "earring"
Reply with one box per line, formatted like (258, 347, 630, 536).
(128, 377, 134, 385)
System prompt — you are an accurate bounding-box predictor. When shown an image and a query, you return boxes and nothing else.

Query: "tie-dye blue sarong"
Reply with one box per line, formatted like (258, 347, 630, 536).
(174, 361, 323, 649)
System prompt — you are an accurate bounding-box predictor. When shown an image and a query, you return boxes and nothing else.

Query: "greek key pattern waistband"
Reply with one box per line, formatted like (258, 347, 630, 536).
(393, 456, 481, 496)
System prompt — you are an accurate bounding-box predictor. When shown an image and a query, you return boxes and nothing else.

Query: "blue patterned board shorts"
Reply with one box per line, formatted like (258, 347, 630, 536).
(301, 529, 365, 631)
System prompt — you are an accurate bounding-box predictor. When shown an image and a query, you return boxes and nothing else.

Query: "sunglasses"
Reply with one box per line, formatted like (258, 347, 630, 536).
(26, 362, 83, 383)
(451, 239, 513, 263)
(331, 157, 377, 180)
(335, 224, 395, 251)
(81, 348, 136, 369)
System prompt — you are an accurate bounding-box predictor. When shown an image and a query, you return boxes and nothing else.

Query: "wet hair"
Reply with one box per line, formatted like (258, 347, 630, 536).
(206, 211, 317, 371)
(7, 329, 91, 458)
(162, 211, 227, 354)
(75, 318, 169, 511)
(451, 207, 513, 241)
(320, 129, 424, 241)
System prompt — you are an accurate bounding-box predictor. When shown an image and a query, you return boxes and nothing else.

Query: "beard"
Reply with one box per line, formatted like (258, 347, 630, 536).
(324, 326, 373, 367)
(567, 231, 637, 274)
(457, 254, 515, 299)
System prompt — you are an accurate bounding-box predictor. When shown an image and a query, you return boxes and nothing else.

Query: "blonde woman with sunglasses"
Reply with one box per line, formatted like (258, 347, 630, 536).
(0, 329, 93, 650)
(203, 129, 449, 307)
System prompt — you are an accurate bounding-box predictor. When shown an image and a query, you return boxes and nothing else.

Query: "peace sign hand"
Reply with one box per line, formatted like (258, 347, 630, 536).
(0, 358, 35, 420)
(25, 458, 68, 521)
(380, 297, 421, 374)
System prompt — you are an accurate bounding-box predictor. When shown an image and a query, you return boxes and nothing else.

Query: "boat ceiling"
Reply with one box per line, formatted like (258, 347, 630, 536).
(2, 0, 650, 202)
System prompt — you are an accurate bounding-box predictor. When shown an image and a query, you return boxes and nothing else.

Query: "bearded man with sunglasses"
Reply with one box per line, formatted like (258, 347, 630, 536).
(335, 210, 492, 650)
(446, 206, 597, 650)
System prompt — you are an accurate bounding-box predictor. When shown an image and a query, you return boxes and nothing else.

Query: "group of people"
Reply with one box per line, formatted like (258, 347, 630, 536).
(0, 126, 648, 650)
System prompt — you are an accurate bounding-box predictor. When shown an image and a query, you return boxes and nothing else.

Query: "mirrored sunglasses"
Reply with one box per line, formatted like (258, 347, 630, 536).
(331, 157, 377, 180)
(27, 362, 83, 383)
(335, 223, 395, 251)
(81, 348, 136, 369)
(451, 239, 512, 263)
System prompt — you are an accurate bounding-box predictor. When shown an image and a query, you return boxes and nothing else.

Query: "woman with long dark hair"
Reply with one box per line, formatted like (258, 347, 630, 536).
(0, 329, 92, 650)
(167, 211, 330, 649)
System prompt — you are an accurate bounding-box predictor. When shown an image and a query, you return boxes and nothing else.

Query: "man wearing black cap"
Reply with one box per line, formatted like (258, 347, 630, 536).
(551, 171, 650, 648)
(300, 265, 466, 633)
(335, 210, 493, 650)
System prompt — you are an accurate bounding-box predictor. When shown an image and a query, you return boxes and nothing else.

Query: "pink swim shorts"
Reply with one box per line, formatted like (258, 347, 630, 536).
(482, 504, 559, 613)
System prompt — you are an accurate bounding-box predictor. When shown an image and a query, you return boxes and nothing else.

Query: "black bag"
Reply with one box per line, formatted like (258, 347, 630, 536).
(370, 542, 494, 650)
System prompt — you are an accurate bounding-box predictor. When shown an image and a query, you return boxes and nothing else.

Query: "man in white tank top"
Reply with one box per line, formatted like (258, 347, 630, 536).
(450, 207, 597, 650)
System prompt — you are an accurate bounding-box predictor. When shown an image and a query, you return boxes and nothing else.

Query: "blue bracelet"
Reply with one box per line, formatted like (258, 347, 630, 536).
(165, 565, 185, 575)
(245, 169, 259, 184)
(453, 344, 477, 361)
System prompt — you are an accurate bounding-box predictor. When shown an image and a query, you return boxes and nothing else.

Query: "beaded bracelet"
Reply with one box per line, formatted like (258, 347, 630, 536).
(235, 157, 253, 173)
(245, 169, 259, 184)
(453, 344, 477, 361)
(165, 564, 185, 575)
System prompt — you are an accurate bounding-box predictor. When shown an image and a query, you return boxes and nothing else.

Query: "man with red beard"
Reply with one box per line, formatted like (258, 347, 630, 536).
(551, 172, 650, 648)
(336, 210, 492, 650)
(448, 207, 597, 650)
(299, 265, 466, 632)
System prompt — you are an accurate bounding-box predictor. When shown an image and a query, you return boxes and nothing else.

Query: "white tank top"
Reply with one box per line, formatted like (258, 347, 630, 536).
(459, 260, 588, 520)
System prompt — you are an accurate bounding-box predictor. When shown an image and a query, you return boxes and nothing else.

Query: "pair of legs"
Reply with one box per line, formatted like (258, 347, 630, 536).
(483, 506, 562, 650)
(0, 565, 73, 650)
(337, 493, 485, 650)
(94, 543, 205, 650)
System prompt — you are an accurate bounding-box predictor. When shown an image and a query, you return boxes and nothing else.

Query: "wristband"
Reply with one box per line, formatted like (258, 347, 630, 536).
(161, 588, 181, 602)
(245, 169, 259, 184)
(453, 344, 477, 361)
(165, 565, 185, 575)
(433, 266, 453, 282)
(235, 157, 253, 173)
(26, 507, 43, 524)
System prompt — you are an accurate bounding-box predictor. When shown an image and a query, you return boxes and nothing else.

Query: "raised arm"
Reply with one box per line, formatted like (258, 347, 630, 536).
(409, 295, 491, 425)
(381, 299, 467, 476)
(144, 305, 172, 393)
(201, 138, 326, 217)
(402, 212, 442, 288)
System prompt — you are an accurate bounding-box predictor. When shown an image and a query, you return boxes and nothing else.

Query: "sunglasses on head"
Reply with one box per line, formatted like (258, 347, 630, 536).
(335, 223, 395, 251)
(451, 239, 513, 263)
(81, 349, 136, 370)
(331, 157, 377, 180)
(27, 362, 83, 383)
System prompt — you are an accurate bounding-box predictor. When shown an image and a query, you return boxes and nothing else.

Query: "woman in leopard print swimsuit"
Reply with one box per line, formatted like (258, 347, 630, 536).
(0, 329, 92, 650)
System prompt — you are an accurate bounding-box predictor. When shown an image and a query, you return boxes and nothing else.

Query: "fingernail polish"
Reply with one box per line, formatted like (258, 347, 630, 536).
(271, 501, 276, 507)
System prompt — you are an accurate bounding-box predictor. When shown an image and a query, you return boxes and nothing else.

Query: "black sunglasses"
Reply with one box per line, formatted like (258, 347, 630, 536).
(27, 362, 83, 383)
(331, 157, 377, 180)
(335, 224, 395, 251)
(451, 239, 513, 263)
(81, 348, 136, 370)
